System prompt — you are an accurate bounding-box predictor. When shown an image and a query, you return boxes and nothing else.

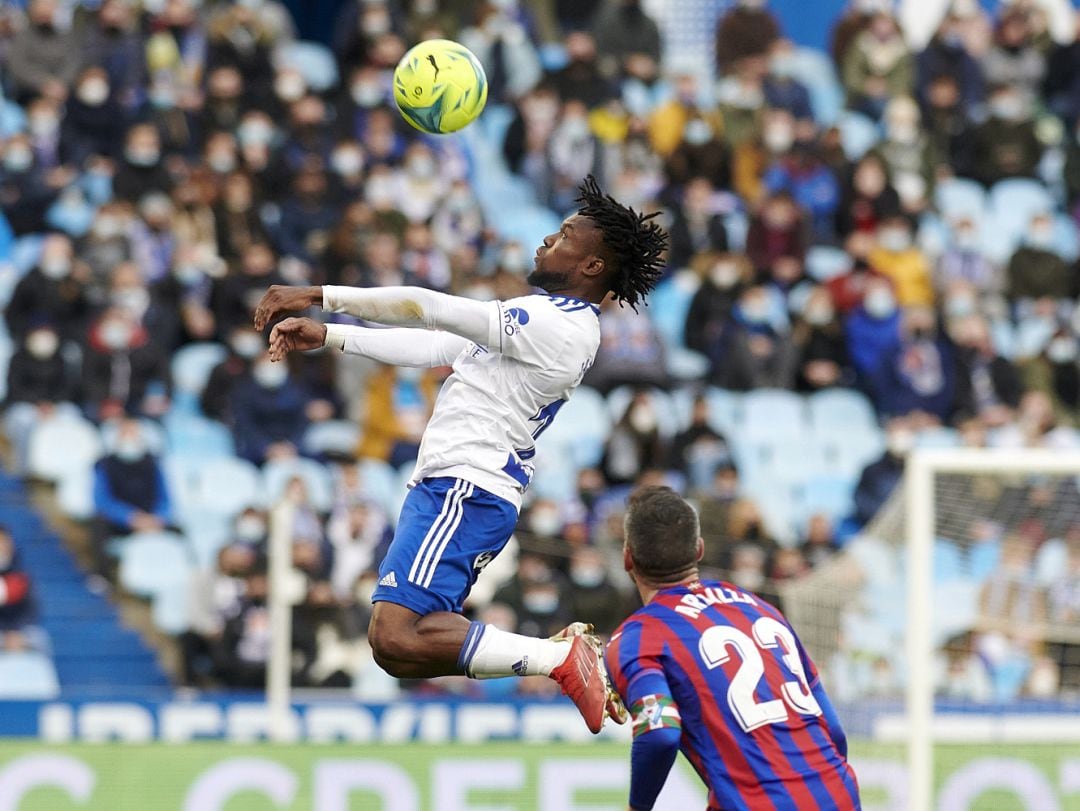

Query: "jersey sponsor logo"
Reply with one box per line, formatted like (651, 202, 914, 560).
(378, 571, 398, 588)
(503, 307, 530, 336)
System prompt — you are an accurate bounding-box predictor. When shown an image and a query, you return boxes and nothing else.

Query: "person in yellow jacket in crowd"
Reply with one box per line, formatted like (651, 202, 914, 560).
(867, 214, 934, 307)
(356, 364, 438, 468)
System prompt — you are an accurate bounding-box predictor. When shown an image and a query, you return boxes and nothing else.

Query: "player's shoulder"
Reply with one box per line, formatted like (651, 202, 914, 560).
(500, 294, 600, 319)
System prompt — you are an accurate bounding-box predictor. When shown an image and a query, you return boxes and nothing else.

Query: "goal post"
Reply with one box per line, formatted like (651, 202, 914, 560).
(905, 448, 1080, 811)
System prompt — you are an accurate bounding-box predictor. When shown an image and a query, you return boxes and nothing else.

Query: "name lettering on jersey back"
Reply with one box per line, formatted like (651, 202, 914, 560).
(674, 586, 758, 618)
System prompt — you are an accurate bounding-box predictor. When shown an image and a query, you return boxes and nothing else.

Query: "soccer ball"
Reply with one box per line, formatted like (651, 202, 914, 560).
(393, 39, 488, 135)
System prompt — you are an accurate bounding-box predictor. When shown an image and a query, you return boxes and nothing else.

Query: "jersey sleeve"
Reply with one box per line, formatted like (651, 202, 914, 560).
(492, 297, 572, 367)
(605, 616, 668, 707)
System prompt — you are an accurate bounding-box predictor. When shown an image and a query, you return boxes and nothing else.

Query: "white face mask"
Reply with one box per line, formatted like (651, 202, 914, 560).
(174, 263, 204, 286)
(125, 147, 160, 167)
(238, 121, 275, 147)
(406, 156, 435, 178)
(529, 508, 561, 537)
(945, 295, 976, 319)
(1047, 337, 1078, 364)
(115, 437, 146, 462)
(991, 96, 1026, 121)
(253, 361, 288, 389)
(274, 75, 305, 102)
(231, 332, 264, 359)
(864, 289, 897, 319)
(350, 82, 384, 107)
(878, 228, 911, 252)
(78, 79, 110, 106)
(560, 116, 591, 141)
(101, 321, 133, 350)
(683, 119, 712, 145)
(954, 228, 978, 250)
(4, 147, 32, 172)
(763, 124, 794, 153)
(94, 216, 124, 240)
(570, 565, 606, 588)
(521, 587, 559, 614)
(112, 287, 150, 316)
(1028, 226, 1055, 250)
(26, 330, 59, 359)
(29, 114, 58, 137)
(207, 152, 236, 173)
(331, 149, 364, 176)
(235, 516, 266, 541)
(804, 304, 835, 326)
(710, 263, 740, 289)
(629, 403, 658, 433)
(887, 429, 914, 456)
(40, 255, 71, 279)
(740, 300, 770, 325)
(887, 122, 919, 145)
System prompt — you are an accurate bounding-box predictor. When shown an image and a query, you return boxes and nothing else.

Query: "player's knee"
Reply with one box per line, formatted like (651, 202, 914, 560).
(367, 612, 419, 671)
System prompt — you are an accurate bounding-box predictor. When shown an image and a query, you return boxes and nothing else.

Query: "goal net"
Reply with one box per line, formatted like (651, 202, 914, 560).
(781, 448, 1080, 811)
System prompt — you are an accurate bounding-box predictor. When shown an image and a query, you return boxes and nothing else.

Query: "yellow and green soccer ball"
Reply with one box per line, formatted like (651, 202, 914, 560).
(393, 39, 488, 135)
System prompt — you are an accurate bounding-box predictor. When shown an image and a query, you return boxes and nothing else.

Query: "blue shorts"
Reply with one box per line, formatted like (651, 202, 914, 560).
(372, 477, 518, 615)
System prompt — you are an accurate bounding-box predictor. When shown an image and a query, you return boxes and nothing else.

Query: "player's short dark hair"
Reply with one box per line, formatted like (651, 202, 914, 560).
(575, 175, 668, 311)
(624, 486, 700, 582)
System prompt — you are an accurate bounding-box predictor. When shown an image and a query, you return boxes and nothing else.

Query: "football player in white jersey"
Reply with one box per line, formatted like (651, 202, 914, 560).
(253, 177, 667, 733)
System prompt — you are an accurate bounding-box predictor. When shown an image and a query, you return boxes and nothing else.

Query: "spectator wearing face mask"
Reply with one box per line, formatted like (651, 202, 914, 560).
(82, 308, 171, 421)
(275, 166, 338, 265)
(703, 284, 796, 391)
(23, 97, 62, 171)
(684, 252, 751, 356)
(5, 233, 88, 342)
(206, 7, 277, 105)
(921, 73, 976, 177)
(763, 136, 840, 242)
(4, 323, 75, 474)
(493, 553, 570, 639)
(952, 314, 1022, 427)
(0, 133, 72, 235)
(667, 177, 728, 269)
(1006, 213, 1074, 303)
(793, 286, 852, 392)
(1019, 328, 1080, 424)
(80, 0, 146, 109)
(113, 124, 173, 202)
(550, 31, 616, 108)
(356, 364, 437, 468)
(565, 545, 625, 635)
(867, 306, 955, 420)
(764, 42, 814, 121)
(61, 67, 125, 167)
(668, 394, 733, 493)
(327, 499, 393, 600)
(584, 298, 668, 394)
(844, 276, 901, 388)
(981, 10, 1045, 110)
(211, 242, 283, 339)
(544, 101, 603, 213)
(936, 218, 1001, 293)
(326, 139, 367, 206)
(841, 10, 913, 120)
(852, 416, 913, 527)
(229, 350, 312, 465)
(837, 153, 902, 238)
(91, 418, 175, 578)
(458, 1, 543, 104)
(397, 143, 449, 224)
(6, 0, 80, 104)
(917, 13, 985, 118)
(874, 95, 938, 209)
(867, 214, 933, 307)
(665, 115, 731, 191)
(969, 84, 1042, 187)
(601, 392, 669, 486)
(745, 191, 807, 276)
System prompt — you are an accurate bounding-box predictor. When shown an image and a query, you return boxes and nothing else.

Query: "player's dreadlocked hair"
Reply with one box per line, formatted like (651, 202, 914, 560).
(575, 175, 668, 311)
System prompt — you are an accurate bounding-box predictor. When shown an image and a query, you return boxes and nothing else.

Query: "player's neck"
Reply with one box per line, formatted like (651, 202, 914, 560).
(541, 282, 605, 305)
(636, 569, 700, 604)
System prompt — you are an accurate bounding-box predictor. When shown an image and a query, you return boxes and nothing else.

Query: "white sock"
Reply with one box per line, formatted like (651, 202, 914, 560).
(458, 622, 571, 679)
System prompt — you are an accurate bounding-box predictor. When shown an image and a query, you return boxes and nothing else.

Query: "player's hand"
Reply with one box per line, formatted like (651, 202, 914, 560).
(268, 317, 327, 361)
(253, 285, 322, 331)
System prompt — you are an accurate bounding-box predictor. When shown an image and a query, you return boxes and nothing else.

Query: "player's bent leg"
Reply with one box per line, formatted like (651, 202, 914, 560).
(367, 601, 472, 679)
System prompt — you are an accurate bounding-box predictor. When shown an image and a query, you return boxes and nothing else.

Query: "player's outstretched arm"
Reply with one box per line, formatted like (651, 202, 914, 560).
(268, 317, 326, 360)
(323, 324, 469, 367)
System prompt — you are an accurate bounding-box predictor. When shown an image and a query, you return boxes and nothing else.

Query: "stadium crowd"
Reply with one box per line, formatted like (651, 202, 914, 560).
(0, 0, 1077, 702)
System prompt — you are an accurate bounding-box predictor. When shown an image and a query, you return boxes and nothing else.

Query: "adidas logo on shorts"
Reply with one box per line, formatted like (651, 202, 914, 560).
(379, 571, 398, 588)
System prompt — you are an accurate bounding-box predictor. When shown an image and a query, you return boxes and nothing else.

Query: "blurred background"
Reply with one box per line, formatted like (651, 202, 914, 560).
(0, 0, 1078, 808)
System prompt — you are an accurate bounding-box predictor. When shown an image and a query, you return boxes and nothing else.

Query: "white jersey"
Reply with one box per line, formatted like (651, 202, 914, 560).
(412, 294, 600, 508)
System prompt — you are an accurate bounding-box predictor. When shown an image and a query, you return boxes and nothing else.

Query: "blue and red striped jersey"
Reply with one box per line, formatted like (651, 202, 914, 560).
(605, 579, 860, 811)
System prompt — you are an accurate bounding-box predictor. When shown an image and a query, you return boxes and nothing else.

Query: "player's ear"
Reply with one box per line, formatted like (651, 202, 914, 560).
(582, 255, 605, 278)
(695, 537, 704, 563)
(622, 543, 633, 573)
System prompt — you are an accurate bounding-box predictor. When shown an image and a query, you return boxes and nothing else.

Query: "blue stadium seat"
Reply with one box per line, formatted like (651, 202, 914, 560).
(741, 389, 807, 439)
(118, 531, 192, 599)
(934, 177, 987, 222)
(988, 178, 1055, 226)
(303, 420, 360, 458)
(530, 448, 580, 504)
(276, 41, 339, 92)
(838, 111, 880, 160)
(152, 582, 190, 635)
(818, 430, 885, 480)
(261, 457, 334, 513)
(163, 413, 235, 458)
(355, 458, 400, 515)
(180, 511, 233, 568)
(798, 476, 856, 524)
(0, 652, 60, 699)
(170, 342, 228, 413)
(27, 413, 103, 483)
(792, 47, 843, 125)
(541, 385, 610, 469)
(99, 417, 167, 455)
(606, 386, 683, 437)
(188, 456, 261, 518)
(648, 271, 700, 348)
(808, 389, 879, 434)
(805, 245, 853, 282)
(491, 205, 561, 251)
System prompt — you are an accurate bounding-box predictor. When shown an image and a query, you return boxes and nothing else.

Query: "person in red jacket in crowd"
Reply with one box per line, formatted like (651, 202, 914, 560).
(0, 526, 37, 651)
